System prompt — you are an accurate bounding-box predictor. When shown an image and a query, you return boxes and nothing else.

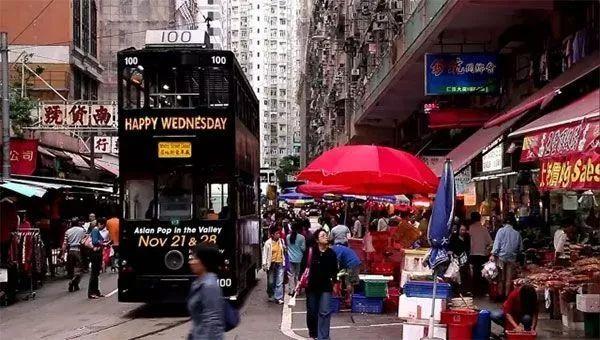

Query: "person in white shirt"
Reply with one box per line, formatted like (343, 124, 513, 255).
(353, 215, 366, 238)
(329, 217, 351, 246)
(553, 219, 574, 258)
(377, 214, 389, 232)
(468, 212, 493, 296)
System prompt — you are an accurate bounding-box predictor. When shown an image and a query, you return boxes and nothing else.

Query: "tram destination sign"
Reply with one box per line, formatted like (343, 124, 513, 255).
(124, 115, 228, 131)
(145, 30, 209, 46)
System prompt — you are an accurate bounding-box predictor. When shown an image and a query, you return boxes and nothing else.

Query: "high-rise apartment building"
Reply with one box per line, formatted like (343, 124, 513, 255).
(98, 0, 175, 100)
(174, 0, 227, 49)
(228, 0, 302, 168)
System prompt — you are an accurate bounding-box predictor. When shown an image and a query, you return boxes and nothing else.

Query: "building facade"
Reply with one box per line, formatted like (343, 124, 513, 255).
(174, 0, 227, 49)
(2, 0, 104, 101)
(228, 0, 302, 168)
(97, 0, 175, 101)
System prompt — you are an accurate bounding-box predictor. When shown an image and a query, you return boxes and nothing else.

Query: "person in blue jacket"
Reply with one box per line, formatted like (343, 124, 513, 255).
(331, 244, 362, 303)
(88, 217, 106, 299)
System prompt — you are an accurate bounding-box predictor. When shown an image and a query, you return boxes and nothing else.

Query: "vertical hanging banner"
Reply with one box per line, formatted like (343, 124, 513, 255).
(9, 139, 38, 175)
(93, 136, 119, 154)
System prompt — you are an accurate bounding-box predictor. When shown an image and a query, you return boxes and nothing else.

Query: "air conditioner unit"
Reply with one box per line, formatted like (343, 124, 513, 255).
(372, 22, 386, 31)
(389, 0, 403, 12)
(366, 33, 374, 42)
(376, 13, 388, 23)
(351, 68, 360, 76)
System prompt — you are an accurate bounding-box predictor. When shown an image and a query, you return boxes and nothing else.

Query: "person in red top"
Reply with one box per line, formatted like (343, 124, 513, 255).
(491, 284, 538, 332)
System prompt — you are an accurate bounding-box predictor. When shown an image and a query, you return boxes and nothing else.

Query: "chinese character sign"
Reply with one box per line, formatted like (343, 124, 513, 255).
(9, 139, 38, 175)
(93, 136, 119, 154)
(39, 102, 116, 128)
(425, 53, 499, 95)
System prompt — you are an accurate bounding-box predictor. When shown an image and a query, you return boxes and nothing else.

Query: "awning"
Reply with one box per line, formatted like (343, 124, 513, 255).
(8, 178, 71, 190)
(38, 146, 56, 158)
(484, 52, 599, 128)
(430, 114, 522, 176)
(64, 151, 91, 169)
(95, 154, 119, 176)
(0, 181, 47, 198)
(509, 89, 600, 138)
(428, 108, 494, 129)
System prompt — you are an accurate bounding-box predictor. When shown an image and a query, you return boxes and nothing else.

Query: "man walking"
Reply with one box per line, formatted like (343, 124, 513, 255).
(469, 212, 493, 296)
(491, 213, 523, 299)
(330, 217, 351, 246)
(61, 218, 86, 292)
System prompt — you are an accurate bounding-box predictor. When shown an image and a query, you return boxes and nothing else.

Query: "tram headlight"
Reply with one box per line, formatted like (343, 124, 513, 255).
(164, 250, 185, 271)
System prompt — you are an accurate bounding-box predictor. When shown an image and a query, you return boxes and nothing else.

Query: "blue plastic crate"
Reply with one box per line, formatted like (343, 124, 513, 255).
(404, 281, 452, 299)
(330, 296, 341, 313)
(351, 294, 384, 314)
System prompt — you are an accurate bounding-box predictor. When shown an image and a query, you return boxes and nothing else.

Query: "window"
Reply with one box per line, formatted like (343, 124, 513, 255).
(121, 0, 132, 14)
(82, 0, 89, 52)
(124, 179, 154, 220)
(157, 171, 193, 221)
(90, 0, 97, 57)
(257, 41, 259, 45)
(196, 183, 229, 219)
(257, 76, 260, 81)
(73, 0, 81, 48)
(121, 66, 145, 109)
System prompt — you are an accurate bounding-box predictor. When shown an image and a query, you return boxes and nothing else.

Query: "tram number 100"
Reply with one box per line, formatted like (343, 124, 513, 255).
(218, 278, 232, 287)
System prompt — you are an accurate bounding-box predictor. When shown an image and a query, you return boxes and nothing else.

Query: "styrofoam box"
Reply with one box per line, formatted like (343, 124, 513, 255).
(576, 294, 600, 313)
(398, 294, 446, 321)
(403, 249, 430, 272)
(402, 322, 447, 340)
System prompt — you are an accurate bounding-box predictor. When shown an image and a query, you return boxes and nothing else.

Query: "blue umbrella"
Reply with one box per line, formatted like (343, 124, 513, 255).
(425, 159, 455, 340)
(278, 191, 312, 200)
(427, 159, 455, 270)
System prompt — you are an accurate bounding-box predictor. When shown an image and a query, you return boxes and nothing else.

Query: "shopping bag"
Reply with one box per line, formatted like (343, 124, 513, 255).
(443, 258, 461, 283)
(223, 300, 240, 331)
(288, 292, 296, 307)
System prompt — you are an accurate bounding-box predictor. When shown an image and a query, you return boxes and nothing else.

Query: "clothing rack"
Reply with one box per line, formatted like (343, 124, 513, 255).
(10, 228, 41, 300)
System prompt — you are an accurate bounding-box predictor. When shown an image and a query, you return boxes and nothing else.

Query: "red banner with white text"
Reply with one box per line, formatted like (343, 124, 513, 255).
(10, 139, 38, 175)
(520, 119, 599, 190)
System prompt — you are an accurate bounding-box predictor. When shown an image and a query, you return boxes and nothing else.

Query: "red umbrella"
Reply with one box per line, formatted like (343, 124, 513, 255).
(298, 145, 438, 195)
(296, 183, 352, 198)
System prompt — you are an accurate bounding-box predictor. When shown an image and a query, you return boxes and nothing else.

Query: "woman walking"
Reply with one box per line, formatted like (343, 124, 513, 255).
(187, 245, 224, 340)
(305, 228, 338, 340)
(286, 221, 306, 295)
(262, 225, 286, 304)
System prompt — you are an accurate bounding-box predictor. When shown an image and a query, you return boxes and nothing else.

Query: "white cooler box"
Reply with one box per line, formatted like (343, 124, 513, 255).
(398, 294, 446, 321)
(576, 294, 600, 313)
(403, 320, 447, 340)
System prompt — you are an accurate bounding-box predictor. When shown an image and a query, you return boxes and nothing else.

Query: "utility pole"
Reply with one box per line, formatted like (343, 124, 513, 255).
(1, 32, 10, 181)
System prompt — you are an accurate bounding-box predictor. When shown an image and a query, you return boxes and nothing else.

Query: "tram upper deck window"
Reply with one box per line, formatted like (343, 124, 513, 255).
(148, 65, 229, 109)
(122, 66, 145, 109)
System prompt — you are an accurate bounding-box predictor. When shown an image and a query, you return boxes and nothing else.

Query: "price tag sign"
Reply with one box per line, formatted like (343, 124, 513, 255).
(158, 142, 192, 158)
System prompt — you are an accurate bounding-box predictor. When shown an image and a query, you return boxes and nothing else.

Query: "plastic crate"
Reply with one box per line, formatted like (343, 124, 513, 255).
(404, 281, 452, 299)
(351, 294, 384, 314)
(330, 296, 341, 313)
(364, 280, 388, 298)
(505, 330, 537, 340)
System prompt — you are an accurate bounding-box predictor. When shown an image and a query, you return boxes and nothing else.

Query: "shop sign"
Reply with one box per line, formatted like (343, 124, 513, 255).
(425, 53, 499, 95)
(463, 183, 477, 206)
(539, 153, 600, 190)
(9, 138, 38, 175)
(520, 119, 599, 162)
(455, 167, 472, 194)
(93, 136, 119, 154)
(38, 102, 117, 128)
(482, 142, 503, 173)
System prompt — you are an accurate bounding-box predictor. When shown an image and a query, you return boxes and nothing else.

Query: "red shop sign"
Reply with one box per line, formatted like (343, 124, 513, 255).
(520, 119, 599, 162)
(539, 152, 600, 190)
(9, 138, 38, 175)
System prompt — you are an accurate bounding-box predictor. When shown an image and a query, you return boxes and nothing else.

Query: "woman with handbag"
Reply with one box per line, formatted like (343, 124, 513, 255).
(305, 228, 338, 340)
(449, 223, 471, 295)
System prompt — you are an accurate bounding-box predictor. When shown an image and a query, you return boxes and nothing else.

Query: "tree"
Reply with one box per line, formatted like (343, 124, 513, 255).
(9, 90, 36, 137)
(276, 155, 300, 184)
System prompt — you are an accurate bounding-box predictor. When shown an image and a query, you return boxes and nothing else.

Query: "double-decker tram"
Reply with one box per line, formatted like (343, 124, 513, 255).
(117, 30, 260, 302)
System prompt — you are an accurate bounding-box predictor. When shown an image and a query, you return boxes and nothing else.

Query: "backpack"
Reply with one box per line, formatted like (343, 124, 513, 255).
(223, 300, 240, 331)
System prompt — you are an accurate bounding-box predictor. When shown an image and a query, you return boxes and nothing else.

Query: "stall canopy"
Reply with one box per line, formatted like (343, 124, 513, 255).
(0, 181, 47, 198)
(484, 52, 599, 128)
(510, 89, 599, 191)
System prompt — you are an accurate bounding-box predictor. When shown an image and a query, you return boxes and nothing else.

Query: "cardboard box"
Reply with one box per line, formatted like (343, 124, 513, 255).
(398, 294, 446, 321)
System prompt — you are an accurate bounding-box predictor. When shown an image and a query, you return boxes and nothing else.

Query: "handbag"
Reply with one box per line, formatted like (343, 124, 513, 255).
(81, 234, 94, 250)
(223, 300, 240, 331)
(289, 247, 313, 307)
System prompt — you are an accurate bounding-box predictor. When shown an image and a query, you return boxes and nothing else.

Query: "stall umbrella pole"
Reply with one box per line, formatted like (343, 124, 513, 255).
(422, 268, 444, 340)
